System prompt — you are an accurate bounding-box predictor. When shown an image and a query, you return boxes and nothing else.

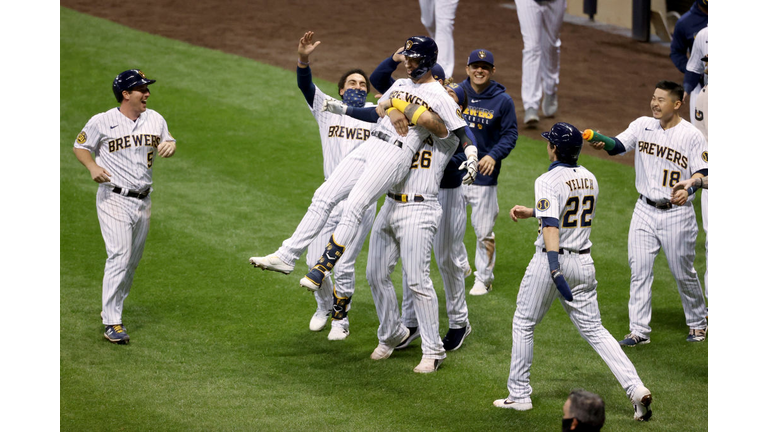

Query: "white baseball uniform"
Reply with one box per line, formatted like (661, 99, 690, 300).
(419, 0, 460, 78)
(514, 0, 566, 111)
(686, 27, 708, 124)
(273, 79, 466, 271)
(74, 107, 175, 326)
(504, 162, 646, 404)
(368, 131, 461, 361)
(615, 117, 708, 338)
(303, 83, 377, 326)
(687, 26, 708, 297)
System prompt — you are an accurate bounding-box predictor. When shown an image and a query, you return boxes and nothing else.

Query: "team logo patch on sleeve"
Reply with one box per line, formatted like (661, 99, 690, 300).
(456, 108, 463, 118)
(76, 131, 87, 144)
(536, 199, 550, 211)
(702, 151, 708, 162)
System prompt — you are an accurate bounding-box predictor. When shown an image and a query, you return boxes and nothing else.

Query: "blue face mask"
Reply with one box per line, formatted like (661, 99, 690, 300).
(342, 88, 367, 108)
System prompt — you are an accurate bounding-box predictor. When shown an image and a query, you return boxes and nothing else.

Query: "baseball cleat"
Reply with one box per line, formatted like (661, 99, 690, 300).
(300, 267, 325, 292)
(631, 385, 653, 421)
(309, 310, 330, 331)
(249, 254, 294, 274)
(371, 331, 410, 360)
(493, 397, 533, 411)
(395, 326, 420, 350)
(618, 333, 650, 347)
(686, 327, 707, 342)
(442, 324, 472, 351)
(104, 324, 130, 344)
(413, 357, 444, 373)
(327, 320, 349, 341)
(542, 92, 558, 117)
(469, 281, 492, 296)
(524, 108, 539, 127)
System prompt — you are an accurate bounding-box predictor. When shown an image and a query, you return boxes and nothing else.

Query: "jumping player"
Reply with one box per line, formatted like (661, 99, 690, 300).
(73, 69, 177, 344)
(586, 80, 708, 345)
(493, 122, 652, 422)
(293, 31, 377, 340)
(250, 36, 478, 299)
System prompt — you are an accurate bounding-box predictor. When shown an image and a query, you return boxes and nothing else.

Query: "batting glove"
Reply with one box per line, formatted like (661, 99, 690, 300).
(322, 98, 347, 115)
(459, 155, 479, 185)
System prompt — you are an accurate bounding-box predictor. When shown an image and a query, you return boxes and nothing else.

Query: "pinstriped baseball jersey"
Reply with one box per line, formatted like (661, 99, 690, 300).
(308, 86, 374, 179)
(378, 78, 466, 153)
(533, 165, 597, 251)
(616, 117, 707, 202)
(686, 27, 708, 76)
(390, 133, 460, 197)
(74, 108, 174, 191)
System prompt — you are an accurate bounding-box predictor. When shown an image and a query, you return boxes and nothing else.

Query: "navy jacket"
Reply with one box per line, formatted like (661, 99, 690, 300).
(457, 78, 518, 186)
(670, 3, 708, 74)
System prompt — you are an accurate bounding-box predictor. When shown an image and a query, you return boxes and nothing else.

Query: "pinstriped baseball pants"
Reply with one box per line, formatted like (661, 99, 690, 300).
(506, 251, 644, 403)
(367, 197, 446, 359)
(96, 185, 151, 326)
(627, 199, 707, 339)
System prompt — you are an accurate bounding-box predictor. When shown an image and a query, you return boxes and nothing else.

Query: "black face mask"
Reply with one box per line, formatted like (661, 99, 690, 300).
(562, 418, 575, 432)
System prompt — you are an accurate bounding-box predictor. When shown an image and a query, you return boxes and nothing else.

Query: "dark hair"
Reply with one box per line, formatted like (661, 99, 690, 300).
(568, 389, 605, 431)
(338, 69, 370, 95)
(549, 142, 578, 165)
(656, 80, 684, 102)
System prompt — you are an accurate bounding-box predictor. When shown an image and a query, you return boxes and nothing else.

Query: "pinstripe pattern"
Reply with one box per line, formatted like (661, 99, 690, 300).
(686, 27, 707, 122)
(692, 84, 707, 296)
(616, 116, 708, 337)
(419, 0, 460, 78)
(367, 134, 461, 360)
(462, 184, 499, 286)
(276, 78, 466, 267)
(514, 0, 566, 110)
(305, 87, 375, 322)
(504, 165, 645, 404)
(75, 107, 174, 326)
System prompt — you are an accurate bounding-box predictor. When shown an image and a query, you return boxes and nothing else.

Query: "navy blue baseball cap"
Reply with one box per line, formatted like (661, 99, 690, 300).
(113, 69, 156, 102)
(467, 49, 494, 66)
(431, 64, 446, 82)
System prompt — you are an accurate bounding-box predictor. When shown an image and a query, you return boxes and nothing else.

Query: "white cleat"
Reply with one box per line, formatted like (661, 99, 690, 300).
(300, 276, 321, 292)
(469, 281, 492, 296)
(371, 331, 409, 360)
(631, 385, 653, 421)
(413, 357, 444, 373)
(249, 254, 294, 274)
(493, 398, 533, 411)
(524, 108, 539, 127)
(542, 92, 558, 117)
(327, 320, 349, 341)
(309, 310, 330, 331)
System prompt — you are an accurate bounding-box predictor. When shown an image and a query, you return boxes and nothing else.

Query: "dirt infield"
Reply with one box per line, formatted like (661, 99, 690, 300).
(62, 0, 685, 165)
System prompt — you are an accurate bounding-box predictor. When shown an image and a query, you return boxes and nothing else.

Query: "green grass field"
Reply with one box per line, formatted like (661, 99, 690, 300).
(60, 7, 707, 431)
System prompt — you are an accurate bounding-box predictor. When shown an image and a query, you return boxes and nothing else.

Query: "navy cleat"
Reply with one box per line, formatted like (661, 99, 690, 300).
(104, 324, 130, 344)
(618, 333, 649, 347)
(442, 324, 472, 351)
(395, 326, 420, 350)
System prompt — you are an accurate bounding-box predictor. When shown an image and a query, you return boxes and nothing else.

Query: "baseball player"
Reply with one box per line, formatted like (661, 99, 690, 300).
(295, 31, 377, 340)
(418, 0, 459, 78)
(366, 96, 468, 373)
(73, 69, 176, 344)
(684, 26, 708, 297)
(493, 122, 652, 423)
(250, 36, 478, 297)
(369, 54, 474, 350)
(585, 80, 708, 345)
(514, 0, 566, 126)
(670, 0, 707, 121)
(458, 49, 519, 296)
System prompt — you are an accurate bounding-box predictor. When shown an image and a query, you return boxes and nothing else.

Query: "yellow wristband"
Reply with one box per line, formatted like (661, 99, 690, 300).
(391, 98, 409, 112)
(386, 107, 397, 115)
(411, 106, 428, 125)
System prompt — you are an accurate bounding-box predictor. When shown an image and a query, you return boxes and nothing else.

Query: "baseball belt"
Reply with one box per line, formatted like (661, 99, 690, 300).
(112, 186, 150, 199)
(541, 248, 591, 255)
(371, 131, 403, 148)
(387, 192, 424, 203)
(640, 195, 672, 210)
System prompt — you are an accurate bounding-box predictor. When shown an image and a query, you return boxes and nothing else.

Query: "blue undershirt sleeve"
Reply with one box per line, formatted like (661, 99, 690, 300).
(345, 106, 379, 123)
(296, 66, 315, 106)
